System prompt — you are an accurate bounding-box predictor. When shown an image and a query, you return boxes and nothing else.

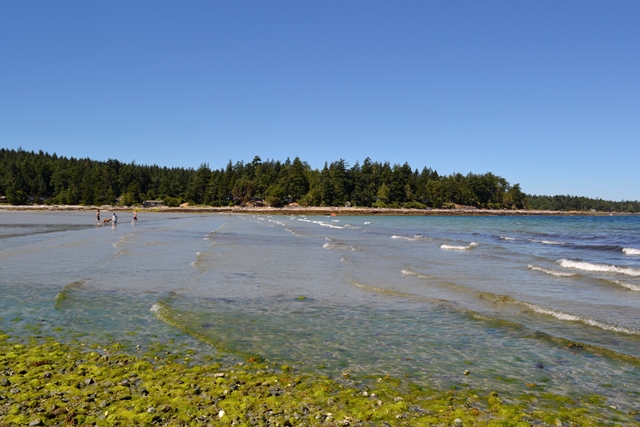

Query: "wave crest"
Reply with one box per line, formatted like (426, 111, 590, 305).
(527, 264, 576, 277)
(441, 242, 479, 251)
(520, 302, 639, 335)
(557, 259, 640, 277)
(608, 280, 640, 292)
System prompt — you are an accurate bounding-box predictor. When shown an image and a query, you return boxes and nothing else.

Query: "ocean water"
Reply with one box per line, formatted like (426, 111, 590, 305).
(1, 211, 640, 414)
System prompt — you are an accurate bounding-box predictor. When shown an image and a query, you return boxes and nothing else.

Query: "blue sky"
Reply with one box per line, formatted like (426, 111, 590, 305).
(1, 1, 639, 201)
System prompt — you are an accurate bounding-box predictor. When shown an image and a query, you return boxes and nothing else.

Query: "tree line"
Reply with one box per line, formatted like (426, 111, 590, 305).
(0, 148, 636, 212)
(526, 195, 639, 213)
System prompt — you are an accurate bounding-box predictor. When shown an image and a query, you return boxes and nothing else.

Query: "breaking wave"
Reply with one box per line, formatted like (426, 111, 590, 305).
(440, 242, 479, 250)
(519, 302, 640, 335)
(401, 269, 436, 280)
(527, 264, 577, 277)
(323, 238, 356, 251)
(557, 259, 640, 277)
(532, 239, 565, 245)
(391, 235, 431, 241)
(606, 279, 640, 292)
(191, 251, 212, 269)
(623, 248, 640, 256)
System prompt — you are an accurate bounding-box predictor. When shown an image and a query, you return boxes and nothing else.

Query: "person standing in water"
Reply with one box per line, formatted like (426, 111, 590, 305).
(112, 212, 118, 225)
(96, 209, 100, 221)
(133, 211, 138, 222)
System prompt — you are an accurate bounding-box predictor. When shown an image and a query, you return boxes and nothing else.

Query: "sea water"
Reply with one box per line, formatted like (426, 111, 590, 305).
(1, 211, 640, 414)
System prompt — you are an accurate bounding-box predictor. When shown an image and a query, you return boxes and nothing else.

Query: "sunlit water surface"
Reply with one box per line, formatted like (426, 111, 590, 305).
(1, 211, 639, 414)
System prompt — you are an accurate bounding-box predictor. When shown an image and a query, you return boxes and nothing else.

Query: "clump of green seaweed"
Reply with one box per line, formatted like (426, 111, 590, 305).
(0, 332, 636, 426)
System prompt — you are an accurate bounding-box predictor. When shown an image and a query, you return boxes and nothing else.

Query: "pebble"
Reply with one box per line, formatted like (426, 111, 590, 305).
(218, 409, 226, 419)
(454, 418, 463, 427)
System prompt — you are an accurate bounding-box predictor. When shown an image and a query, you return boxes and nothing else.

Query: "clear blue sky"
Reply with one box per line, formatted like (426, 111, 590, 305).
(2, 1, 639, 201)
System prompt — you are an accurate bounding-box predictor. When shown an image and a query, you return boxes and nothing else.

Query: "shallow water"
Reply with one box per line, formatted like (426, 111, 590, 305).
(1, 211, 640, 413)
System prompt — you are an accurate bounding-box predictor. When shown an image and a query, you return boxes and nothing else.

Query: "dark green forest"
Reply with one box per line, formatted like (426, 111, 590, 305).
(1, 148, 638, 212)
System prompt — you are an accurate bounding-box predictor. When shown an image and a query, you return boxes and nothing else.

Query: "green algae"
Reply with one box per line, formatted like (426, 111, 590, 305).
(1, 331, 638, 426)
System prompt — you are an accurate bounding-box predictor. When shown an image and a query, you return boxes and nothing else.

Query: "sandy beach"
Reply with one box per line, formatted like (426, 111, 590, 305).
(0, 204, 626, 216)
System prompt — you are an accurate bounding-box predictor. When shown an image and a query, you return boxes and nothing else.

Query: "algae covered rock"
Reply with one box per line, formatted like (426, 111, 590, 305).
(0, 331, 630, 426)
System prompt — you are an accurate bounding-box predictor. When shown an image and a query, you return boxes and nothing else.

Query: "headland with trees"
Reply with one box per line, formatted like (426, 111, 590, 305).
(1, 148, 638, 213)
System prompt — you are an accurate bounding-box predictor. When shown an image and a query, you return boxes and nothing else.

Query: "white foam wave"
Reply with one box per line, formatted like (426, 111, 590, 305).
(284, 227, 300, 236)
(150, 303, 161, 313)
(324, 241, 356, 251)
(392, 235, 430, 241)
(610, 280, 640, 292)
(557, 259, 640, 277)
(532, 239, 565, 245)
(623, 248, 640, 256)
(521, 302, 639, 335)
(401, 269, 435, 280)
(500, 236, 517, 241)
(319, 222, 345, 229)
(527, 264, 576, 277)
(191, 251, 211, 269)
(441, 242, 479, 251)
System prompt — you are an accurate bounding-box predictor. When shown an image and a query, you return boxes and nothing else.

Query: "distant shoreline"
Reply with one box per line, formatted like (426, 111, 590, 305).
(0, 204, 632, 216)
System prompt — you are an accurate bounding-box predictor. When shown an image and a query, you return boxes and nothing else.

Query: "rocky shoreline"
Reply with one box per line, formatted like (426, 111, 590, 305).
(0, 332, 627, 426)
(0, 204, 628, 216)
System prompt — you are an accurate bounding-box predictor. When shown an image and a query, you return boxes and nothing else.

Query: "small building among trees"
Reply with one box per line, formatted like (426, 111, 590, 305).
(143, 200, 166, 208)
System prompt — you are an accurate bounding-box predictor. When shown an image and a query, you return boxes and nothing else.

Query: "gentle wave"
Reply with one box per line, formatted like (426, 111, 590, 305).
(607, 280, 640, 292)
(391, 235, 431, 242)
(55, 279, 90, 308)
(319, 222, 345, 229)
(474, 292, 640, 336)
(468, 312, 640, 363)
(623, 248, 640, 256)
(114, 248, 129, 258)
(323, 238, 356, 251)
(532, 239, 565, 245)
(557, 259, 640, 277)
(191, 251, 211, 269)
(150, 300, 223, 351)
(440, 242, 479, 250)
(356, 279, 640, 337)
(520, 302, 639, 335)
(298, 218, 346, 229)
(527, 264, 576, 277)
(351, 282, 425, 299)
(203, 231, 217, 240)
(499, 236, 517, 241)
(322, 242, 352, 251)
(112, 233, 134, 248)
(284, 227, 301, 236)
(401, 269, 436, 280)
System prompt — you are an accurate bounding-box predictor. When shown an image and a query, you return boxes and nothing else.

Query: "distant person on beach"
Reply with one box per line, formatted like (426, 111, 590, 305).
(133, 211, 138, 222)
(112, 212, 117, 225)
(96, 210, 100, 221)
